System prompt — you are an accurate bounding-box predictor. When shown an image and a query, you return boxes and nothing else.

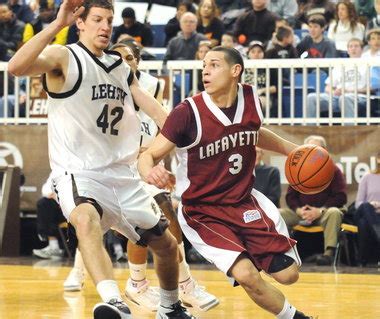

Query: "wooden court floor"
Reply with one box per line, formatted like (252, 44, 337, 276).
(0, 259, 379, 319)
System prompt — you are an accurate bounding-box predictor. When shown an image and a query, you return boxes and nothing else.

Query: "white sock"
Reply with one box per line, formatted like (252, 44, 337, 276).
(113, 243, 123, 255)
(48, 238, 59, 250)
(159, 288, 179, 309)
(178, 243, 191, 282)
(128, 262, 147, 282)
(277, 299, 296, 319)
(96, 280, 122, 303)
(73, 249, 84, 271)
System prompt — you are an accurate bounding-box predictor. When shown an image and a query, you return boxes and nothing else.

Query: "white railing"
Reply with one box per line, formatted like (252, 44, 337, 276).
(1, 58, 379, 125)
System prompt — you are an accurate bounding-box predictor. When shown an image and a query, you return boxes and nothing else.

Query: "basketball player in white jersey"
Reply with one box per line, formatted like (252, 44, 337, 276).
(8, 1, 196, 318)
(111, 41, 219, 312)
(138, 47, 314, 319)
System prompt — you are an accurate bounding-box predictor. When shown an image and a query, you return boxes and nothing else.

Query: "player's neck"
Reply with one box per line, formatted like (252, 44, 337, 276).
(209, 85, 238, 109)
(79, 38, 104, 57)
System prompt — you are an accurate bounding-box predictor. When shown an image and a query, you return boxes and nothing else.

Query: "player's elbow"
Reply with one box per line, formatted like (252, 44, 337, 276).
(7, 60, 26, 77)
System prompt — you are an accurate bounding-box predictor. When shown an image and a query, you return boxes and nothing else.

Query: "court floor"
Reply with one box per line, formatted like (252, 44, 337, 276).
(0, 257, 379, 319)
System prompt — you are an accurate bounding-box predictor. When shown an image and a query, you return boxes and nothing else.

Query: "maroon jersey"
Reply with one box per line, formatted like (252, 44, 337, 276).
(172, 84, 263, 205)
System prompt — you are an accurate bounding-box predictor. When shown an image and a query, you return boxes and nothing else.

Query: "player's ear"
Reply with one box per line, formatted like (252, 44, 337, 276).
(76, 18, 84, 32)
(231, 64, 242, 79)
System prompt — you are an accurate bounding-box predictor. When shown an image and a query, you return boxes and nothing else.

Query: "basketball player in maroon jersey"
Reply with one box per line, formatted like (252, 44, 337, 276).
(138, 47, 314, 319)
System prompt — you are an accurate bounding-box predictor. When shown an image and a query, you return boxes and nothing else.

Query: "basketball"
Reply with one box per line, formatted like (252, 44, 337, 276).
(285, 144, 335, 194)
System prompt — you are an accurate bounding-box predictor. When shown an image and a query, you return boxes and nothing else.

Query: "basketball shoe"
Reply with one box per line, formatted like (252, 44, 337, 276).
(93, 299, 132, 319)
(156, 301, 196, 318)
(179, 278, 219, 311)
(125, 278, 160, 311)
(32, 246, 64, 259)
(294, 310, 316, 318)
(63, 268, 85, 292)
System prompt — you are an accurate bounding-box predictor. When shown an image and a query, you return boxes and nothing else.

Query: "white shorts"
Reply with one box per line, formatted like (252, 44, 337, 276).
(53, 169, 162, 243)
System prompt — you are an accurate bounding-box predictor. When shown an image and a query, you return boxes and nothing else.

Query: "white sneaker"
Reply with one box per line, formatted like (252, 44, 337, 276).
(33, 246, 64, 259)
(63, 268, 85, 292)
(125, 278, 160, 312)
(179, 278, 219, 312)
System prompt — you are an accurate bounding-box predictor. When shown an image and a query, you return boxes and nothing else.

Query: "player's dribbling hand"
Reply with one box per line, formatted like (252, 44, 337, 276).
(145, 165, 175, 190)
(56, 0, 85, 27)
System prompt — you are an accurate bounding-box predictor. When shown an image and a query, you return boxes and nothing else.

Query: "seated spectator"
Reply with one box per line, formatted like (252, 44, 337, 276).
(23, 0, 68, 45)
(306, 38, 369, 119)
(196, 0, 225, 46)
(297, 15, 338, 58)
(265, 25, 298, 59)
(164, 0, 196, 46)
(362, 28, 380, 57)
(253, 147, 281, 208)
(266, 17, 301, 50)
(195, 40, 212, 92)
(220, 31, 246, 57)
(295, 0, 336, 28)
(0, 3, 25, 61)
(9, 0, 34, 24)
(164, 12, 207, 62)
(327, 0, 365, 55)
(32, 173, 65, 259)
(280, 135, 347, 266)
(216, 0, 249, 14)
(112, 7, 153, 47)
(244, 41, 277, 115)
(366, 0, 380, 31)
(0, 73, 26, 118)
(233, 0, 278, 46)
(268, 0, 298, 26)
(354, 151, 380, 266)
(355, 0, 376, 25)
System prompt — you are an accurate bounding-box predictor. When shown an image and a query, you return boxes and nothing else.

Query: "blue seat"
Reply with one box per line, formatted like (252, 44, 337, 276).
(151, 24, 166, 48)
(282, 86, 314, 118)
(173, 72, 191, 107)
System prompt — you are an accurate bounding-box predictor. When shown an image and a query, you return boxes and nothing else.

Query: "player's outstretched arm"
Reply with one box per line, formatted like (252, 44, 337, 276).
(8, 0, 84, 77)
(138, 134, 175, 189)
(257, 127, 299, 156)
(130, 76, 168, 129)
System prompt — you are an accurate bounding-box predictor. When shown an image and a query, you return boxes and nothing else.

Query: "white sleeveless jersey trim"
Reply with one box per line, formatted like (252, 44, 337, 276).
(60, 48, 78, 93)
(252, 85, 264, 123)
(48, 43, 140, 174)
(137, 71, 161, 148)
(201, 84, 244, 126)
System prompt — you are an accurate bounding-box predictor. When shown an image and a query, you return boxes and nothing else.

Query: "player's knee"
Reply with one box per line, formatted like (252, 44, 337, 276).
(235, 267, 263, 289)
(274, 269, 299, 285)
(70, 209, 99, 237)
(149, 230, 178, 259)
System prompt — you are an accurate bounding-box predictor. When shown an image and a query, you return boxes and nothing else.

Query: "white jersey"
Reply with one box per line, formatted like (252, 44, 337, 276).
(136, 71, 161, 148)
(45, 42, 140, 175)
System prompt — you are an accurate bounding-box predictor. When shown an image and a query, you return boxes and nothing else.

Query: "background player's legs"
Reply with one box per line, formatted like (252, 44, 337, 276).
(64, 248, 85, 292)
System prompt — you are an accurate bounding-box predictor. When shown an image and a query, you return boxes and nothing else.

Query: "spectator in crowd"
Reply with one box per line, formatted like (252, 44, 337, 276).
(0, 3, 25, 61)
(355, 0, 376, 24)
(8, 0, 34, 24)
(296, 0, 336, 28)
(354, 151, 380, 267)
(367, 0, 380, 31)
(268, 0, 298, 26)
(23, 0, 68, 45)
(215, 0, 250, 14)
(233, 0, 278, 46)
(266, 17, 300, 50)
(306, 38, 369, 119)
(164, 0, 196, 46)
(164, 12, 207, 62)
(280, 135, 347, 266)
(244, 41, 277, 115)
(297, 15, 337, 58)
(112, 7, 153, 47)
(196, 0, 225, 46)
(265, 25, 298, 59)
(362, 28, 380, 57)
(253, 147, 281, 208)
(66, 24, 79, 44)
(32, 173, 65, 259)
(327, 0, 365, 56)
(0, 74, 26, 117)
(220, 31, 246, 57)
(195, 40, 212, 92)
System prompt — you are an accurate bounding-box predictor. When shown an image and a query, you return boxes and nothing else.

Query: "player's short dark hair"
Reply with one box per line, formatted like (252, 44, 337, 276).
(80, 0, 113, 21)
(276, 26, 293, 42)
(211, 46, 244, 81)
(307, 14, 326, 28)
(110, 40, 141, 63)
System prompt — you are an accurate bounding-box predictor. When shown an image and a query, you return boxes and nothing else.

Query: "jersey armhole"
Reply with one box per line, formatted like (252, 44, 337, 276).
(42, 46, 82, 99)
(127, 70, 134, 86)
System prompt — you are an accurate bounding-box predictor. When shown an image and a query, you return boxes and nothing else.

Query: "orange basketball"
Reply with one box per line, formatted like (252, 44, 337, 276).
(285, 144, 335, 194)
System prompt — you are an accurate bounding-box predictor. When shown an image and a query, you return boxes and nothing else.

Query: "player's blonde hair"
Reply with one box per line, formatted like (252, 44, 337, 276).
(304, 135, 327, 149)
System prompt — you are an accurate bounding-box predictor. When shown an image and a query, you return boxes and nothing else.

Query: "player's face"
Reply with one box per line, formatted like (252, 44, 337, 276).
(78, 7, 113, 55)
(113, 46, 138, 72)
(202, 51, 237, 95)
